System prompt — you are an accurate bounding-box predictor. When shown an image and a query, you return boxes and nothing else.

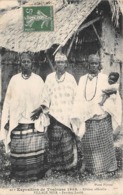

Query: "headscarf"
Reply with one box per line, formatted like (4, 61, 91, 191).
(55, 52, 67, 61)
(88, 54, 100, 63)
(20, 52, 32, 61)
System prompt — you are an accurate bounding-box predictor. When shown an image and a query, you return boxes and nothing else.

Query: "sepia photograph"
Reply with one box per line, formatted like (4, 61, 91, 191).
(0, 0, 123, 194)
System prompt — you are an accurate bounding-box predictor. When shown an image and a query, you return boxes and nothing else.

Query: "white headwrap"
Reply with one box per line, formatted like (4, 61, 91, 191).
(55, 52, 67, 61)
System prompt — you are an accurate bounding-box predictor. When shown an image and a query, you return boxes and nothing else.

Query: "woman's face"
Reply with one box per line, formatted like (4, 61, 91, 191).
(88, 58, 100, 74)
(21, 57, 32, 73)
(55, 60, 67, 73)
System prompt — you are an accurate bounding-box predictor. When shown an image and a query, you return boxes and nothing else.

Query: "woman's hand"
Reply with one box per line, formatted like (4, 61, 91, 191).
(98, 102, 103, 106)
(30, 106, 42, 121)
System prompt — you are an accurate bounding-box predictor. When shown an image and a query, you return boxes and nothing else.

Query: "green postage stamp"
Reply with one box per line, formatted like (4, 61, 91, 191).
(23, 6, 54, 32)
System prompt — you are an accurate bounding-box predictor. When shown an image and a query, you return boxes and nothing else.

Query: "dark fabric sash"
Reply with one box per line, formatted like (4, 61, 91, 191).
(14, 123, 34, 131)
(49, 114, 71, 131)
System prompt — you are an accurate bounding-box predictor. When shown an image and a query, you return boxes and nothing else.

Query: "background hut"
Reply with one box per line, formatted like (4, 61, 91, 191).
(0, 0, 123, 105)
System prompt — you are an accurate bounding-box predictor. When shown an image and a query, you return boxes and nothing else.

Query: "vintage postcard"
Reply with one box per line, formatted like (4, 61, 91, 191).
(0, 0, 123, 195)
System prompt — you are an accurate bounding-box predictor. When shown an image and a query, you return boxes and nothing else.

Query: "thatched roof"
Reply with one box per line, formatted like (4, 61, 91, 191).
(117, 0, 123, 14)
(0, 0, 19, 12)
(27, 0, 65, 12)
(0, 0, 101, 52)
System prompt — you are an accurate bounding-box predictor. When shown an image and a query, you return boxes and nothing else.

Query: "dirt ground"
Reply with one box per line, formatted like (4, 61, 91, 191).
(0, 132, 122, 188)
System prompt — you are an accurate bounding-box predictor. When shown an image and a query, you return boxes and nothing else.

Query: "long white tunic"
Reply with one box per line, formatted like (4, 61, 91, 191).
(0, 73, 44, 152)
(41, 72, 77, 129)
(102, 83, 122, 130)
(71, 72, 122, 137)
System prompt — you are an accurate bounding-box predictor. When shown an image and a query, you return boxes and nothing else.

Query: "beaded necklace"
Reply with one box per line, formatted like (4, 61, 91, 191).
(84, 74, 98, 101)
(21, 73, 31, 80)
(55, 72, 66, 83)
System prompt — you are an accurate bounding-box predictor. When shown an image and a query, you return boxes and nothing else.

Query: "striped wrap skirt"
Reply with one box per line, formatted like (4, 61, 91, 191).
(47, 115, 77, 170)
(82, 114, 117, 174)
(10, 123, 48, 181)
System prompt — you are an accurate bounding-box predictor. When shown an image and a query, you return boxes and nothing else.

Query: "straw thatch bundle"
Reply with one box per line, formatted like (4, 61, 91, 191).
(0, 0, 101, 52)
(26, 0, 66, 12)
(108, 0, 121, 27)
(117, 0, 123, 14)
(0, 0, 19, 9)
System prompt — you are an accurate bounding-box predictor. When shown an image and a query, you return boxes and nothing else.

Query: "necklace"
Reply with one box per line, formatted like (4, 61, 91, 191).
(55, 72, 66, 83)
(84, 74, 98, 101)
(21, 73, 31, 80)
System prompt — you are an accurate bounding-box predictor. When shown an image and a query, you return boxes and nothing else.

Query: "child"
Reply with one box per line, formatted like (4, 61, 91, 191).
(99, 72, 119, 106)
(99, 72, 122, 133)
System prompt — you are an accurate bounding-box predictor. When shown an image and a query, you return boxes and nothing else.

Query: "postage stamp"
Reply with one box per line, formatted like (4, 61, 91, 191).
(23, 6, 54, 32)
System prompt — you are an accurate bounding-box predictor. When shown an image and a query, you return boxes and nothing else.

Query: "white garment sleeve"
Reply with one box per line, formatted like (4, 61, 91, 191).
(71, 76, 88, 138)
(71, 76, 77, 104)
(0, 77, 13, 141)
(38, 77, 45, 105)
(71, 76, 86, 119)
(41, 76, 51, 109)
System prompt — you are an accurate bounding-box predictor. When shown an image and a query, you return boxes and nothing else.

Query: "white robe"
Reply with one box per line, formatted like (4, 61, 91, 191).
(102, 83, 122, 130)
(0, 72, 45, 152)
(41, 72, 77, 129)
(71, 72, 122, 138)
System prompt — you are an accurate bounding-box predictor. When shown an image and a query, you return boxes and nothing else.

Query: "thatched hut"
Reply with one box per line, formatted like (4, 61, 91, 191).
(0, 0, 123, 103)
(0, 0, 19, 15)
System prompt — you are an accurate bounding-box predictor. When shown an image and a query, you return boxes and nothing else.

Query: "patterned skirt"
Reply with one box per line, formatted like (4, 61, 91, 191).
(82, 114, 117, 174)
(10, 124, 48, 181)
(47, 115, 77, 170)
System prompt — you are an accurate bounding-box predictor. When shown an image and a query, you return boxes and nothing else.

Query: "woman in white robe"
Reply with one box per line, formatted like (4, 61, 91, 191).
(0, 53, 48, 181)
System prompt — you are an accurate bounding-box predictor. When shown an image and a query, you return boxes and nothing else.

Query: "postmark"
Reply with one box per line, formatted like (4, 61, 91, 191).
(23, 6, 54, 32)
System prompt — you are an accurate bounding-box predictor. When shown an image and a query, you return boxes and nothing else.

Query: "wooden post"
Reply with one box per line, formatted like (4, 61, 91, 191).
(77, 17, 101, 33)
(66, 33, 76, 57)
(45, 52, 55, 72)
(92, 24, 103, 48)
